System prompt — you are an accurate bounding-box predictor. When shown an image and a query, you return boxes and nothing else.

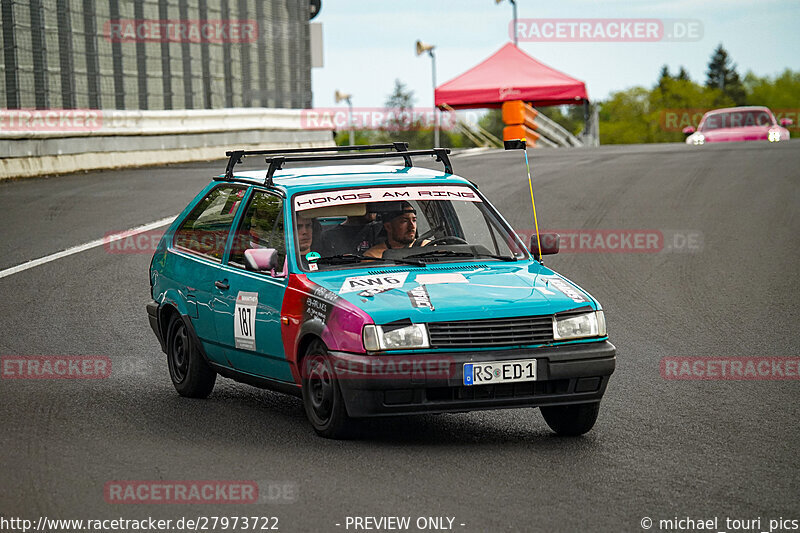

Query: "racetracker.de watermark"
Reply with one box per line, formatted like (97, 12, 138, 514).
(0, 109, 103, 132)
(1, 356, 111, 379)
(104, 19, 258, 43)
(515, 229, 703, 254)
(104, 228, 166, 254)
(300, 108, 476, 131)
(302, 355, 454, 381)
(513, 18, 702, 42)
(104, 229, 263, 255)
(661, 108, 800, 132)
(661, 357, 800, 380)
(104, 480, 296, 504)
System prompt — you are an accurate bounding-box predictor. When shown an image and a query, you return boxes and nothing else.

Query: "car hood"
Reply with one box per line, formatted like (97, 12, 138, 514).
(306, 262, 597, 324)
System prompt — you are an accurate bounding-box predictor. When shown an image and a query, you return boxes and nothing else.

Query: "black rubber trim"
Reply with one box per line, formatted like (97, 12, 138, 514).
(209, 362, 302, 397)
(146, 300, 164, 352)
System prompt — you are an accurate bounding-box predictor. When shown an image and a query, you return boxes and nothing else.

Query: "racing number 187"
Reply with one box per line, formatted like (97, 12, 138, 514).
(239, 307, 252, 336)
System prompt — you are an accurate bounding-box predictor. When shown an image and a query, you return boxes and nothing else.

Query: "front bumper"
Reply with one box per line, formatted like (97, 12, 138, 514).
(328, 340, 616, 417)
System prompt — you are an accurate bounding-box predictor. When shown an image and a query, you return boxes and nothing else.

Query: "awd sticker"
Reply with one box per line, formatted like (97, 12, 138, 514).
(546, 277, 587, 303)
(408, 285, 434, 310)
(358, 286, 396, 298)
(339, 272, 409, 294)
(234, 291, 258, 350)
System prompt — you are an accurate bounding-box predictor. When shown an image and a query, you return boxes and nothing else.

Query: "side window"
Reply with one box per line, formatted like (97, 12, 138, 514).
(229, 191, 286, 268)
(173, 186, 246, 262)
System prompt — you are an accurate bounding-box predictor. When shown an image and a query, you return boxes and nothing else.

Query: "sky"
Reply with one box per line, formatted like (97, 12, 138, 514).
(310, 0, 800, 109)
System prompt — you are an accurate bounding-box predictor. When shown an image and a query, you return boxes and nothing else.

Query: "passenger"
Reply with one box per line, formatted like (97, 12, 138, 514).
(321, 211, 381, 256)
(364, 202, 427, 259)
(296, 215, 314, 256)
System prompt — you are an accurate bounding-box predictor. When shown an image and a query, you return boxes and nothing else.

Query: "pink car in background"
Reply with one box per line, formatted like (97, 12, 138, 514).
(684, 106, 792, 145)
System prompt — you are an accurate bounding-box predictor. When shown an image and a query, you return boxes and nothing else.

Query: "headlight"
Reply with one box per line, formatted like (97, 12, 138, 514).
(363, 324, 430, 351)
(768, 130, 781, 142)
(692, 134, 705, 145)
(553, 311, 606, 340)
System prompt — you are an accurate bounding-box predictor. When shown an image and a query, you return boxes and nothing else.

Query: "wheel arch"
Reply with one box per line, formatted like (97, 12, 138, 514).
(294, 331, 326, 382)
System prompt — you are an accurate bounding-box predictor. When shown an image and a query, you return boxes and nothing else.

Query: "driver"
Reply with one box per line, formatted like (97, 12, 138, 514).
(364, 202, 428, 258)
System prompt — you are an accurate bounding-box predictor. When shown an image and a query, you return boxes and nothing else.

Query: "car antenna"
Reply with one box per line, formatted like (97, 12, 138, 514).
(504, 138, 543, 263)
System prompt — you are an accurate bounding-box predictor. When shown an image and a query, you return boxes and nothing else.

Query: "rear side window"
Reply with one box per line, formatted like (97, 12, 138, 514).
(174, 185, 247, 261)
(229, 191, 286, 268)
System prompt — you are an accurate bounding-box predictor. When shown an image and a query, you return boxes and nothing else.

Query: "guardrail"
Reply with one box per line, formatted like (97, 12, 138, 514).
(501, 100, 583, 148)
(0, 108, 334, 179)
(439, 104, 503, 149)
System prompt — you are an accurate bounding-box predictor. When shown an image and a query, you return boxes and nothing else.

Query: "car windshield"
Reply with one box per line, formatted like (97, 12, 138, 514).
(701, 110, 773, 131)
(291, 184, 528, 270)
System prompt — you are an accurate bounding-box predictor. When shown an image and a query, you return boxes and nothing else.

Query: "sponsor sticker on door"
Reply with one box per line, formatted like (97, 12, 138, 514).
(234, 292, 258, 350)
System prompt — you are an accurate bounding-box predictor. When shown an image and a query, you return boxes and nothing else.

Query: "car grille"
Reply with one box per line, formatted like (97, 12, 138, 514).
(427, 315, 554, 348)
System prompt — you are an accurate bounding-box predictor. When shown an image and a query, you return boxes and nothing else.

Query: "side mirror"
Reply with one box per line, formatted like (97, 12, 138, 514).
(244, 248, 282, 276)
(682, 126, 696, 137)
(780, 118, 793, 127)
(530, 233, 559, 256)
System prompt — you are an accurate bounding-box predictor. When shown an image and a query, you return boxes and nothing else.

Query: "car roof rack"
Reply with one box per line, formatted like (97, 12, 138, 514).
(222, 142, 453, 185)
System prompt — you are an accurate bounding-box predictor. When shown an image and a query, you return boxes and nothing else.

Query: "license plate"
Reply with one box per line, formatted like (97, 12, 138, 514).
(463, 359, 537, 386)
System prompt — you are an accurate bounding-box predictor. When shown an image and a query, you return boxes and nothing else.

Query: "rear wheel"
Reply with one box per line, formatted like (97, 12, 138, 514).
(540, 402, 600, 436)
(301, 340, 354, 439)
(166, 314, 216, 398)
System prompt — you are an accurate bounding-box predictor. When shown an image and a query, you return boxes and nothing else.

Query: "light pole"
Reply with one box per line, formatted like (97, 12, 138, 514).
(334, 89, 354, 145)
(416, 40, 439, 147)
(496, 0, 518, 46)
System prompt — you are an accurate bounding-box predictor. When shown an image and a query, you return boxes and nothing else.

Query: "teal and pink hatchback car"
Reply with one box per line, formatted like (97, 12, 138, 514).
(147, 143, 616, 438)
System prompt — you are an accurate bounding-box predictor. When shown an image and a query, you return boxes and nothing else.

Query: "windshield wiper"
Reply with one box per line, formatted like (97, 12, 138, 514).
(313, 253, 425, 267)
(405, 250, 516, 262)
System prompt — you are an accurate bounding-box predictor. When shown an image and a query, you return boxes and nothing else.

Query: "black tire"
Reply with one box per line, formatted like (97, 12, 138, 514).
(165, 314, 216, 398)
(301, 340, 355, 439)
(540, 402, 600, 436)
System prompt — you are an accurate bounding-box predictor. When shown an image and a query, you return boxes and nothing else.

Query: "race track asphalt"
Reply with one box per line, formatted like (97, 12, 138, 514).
(1, 141, 798, 532)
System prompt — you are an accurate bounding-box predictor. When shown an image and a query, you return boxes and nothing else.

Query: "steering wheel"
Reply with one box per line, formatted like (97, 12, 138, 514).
(428, 236, 468, 246)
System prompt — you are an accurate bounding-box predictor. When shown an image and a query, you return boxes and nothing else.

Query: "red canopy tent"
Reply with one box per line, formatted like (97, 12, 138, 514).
(435, 43, 588, 109)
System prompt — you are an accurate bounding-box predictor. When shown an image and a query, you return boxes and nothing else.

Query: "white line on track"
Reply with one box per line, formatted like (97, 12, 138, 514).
(454, 147, 495, 158)
(0, 215, 177, 280)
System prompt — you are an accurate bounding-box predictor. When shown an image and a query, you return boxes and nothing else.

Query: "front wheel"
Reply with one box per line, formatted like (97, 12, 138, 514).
(166, 314, 216, 398)
(301, 340, 355, 439)
(540, 402, 600, 436)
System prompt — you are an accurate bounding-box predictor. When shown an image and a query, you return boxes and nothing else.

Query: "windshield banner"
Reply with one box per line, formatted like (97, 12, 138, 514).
(294, 186, 482, 211)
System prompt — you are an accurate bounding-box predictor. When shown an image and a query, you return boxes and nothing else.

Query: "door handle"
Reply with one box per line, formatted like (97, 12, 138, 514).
(214, 280, 229, 290)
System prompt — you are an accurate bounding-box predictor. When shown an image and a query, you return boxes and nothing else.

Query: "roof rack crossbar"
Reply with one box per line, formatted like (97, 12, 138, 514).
(262, 149, 453, 185)
(224, 143, 410, 179)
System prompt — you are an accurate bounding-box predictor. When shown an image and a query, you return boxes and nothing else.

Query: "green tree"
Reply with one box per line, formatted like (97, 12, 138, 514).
(676, 67, 690, 82)
(649, 77, 733, 142)
(744, 69, 800, 108)
(598, 87, 652, 144)
(478, 108, 504, 139)
(376, 79, 474, 149)
(657, 65, 672, 92)
(706, 44, 746, 105)
(334, 130, 378, 146)
(539, 105, 585, 136)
